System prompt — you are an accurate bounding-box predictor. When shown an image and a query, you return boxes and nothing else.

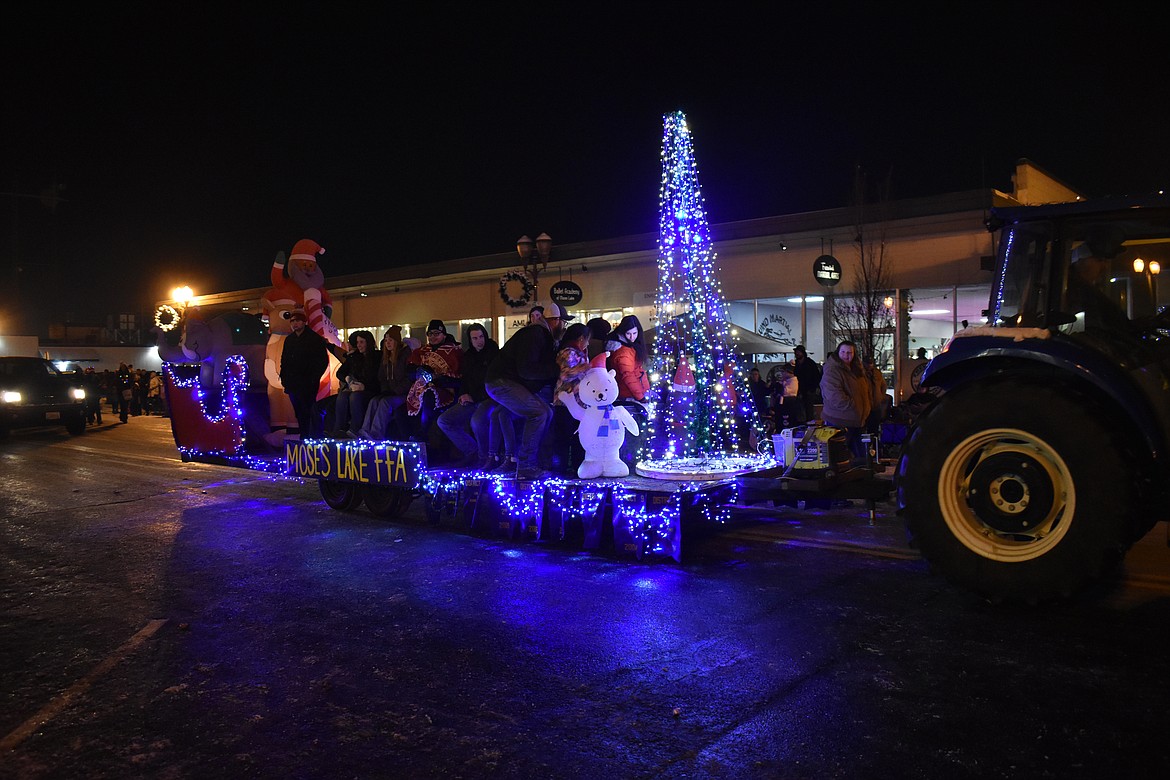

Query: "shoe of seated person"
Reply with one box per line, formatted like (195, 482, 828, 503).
(490, 456, 517, 474)
(515, 465, 549, 481)
(476, 454, 500, 471)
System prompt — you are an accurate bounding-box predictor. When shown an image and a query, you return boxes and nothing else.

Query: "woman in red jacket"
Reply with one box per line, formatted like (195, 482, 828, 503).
(605, 314, 650, 402)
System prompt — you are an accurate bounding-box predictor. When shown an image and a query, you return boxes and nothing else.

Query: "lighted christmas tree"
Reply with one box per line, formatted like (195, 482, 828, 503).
(642, 111, 764, 469)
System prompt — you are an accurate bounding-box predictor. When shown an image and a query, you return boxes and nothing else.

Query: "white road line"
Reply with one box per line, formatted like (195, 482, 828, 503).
(0, 619, 168, 752)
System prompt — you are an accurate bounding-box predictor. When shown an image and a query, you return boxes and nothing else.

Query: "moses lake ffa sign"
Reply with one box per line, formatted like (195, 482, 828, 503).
(549, 280, 583, 306)
(285, 439, 426, 487)
(813, 255, 842, 287)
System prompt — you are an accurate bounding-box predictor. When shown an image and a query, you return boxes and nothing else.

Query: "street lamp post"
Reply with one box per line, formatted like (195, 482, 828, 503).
(171, 285, 195, 322)
(155, 285, 195, 338)
(1150, 260, 1161, 309)
(1133, 258, 1161, 310)
(171, 286, 194, 311)
(516, 232, 553, 300)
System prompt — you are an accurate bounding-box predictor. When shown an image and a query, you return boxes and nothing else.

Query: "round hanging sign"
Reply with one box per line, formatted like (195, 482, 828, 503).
(813, 255, 842, 287)
(549, 280, 583, 306)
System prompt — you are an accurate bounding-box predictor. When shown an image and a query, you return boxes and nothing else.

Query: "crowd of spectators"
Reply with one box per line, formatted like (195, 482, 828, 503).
(61, 364, 167, 426)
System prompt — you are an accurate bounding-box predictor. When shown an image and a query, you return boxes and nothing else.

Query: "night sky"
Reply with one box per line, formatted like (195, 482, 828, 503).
(5, 4, 1168, 329)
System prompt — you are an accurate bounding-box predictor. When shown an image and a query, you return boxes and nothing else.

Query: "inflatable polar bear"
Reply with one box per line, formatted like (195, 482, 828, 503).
(558, 359, 640, 479)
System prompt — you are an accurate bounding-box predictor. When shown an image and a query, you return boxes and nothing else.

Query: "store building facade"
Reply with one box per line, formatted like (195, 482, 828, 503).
(176, 161, 1082, 404)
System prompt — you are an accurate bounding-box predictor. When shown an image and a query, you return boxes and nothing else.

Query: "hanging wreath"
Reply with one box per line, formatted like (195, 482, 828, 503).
(154, 304, 181, 332)
(498, 270, 535, 308)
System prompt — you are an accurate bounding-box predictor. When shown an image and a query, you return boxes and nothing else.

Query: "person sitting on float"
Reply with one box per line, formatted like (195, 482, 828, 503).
(437, 323, 499, 469)
(330, 329, 380, 438)
(402, 320, 463, 449)
(585, 317, 612, 360)
(819, 340, 872, 463)
(550, 322, 593, 474)
(604, 314, 650, 403)
(484, 302, 569, 480)
(355, 326, 412, 440)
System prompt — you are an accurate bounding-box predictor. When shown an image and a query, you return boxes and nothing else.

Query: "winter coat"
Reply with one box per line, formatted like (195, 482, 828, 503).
(553, 345, 590, 403)
(747, 377, 769, 411)
(279, 327, 330, 395)
(336, 347, 382, 394)
(407, 335, 462, 414)
(819, 353, 871, 428)
(486, 323, 558, 393)
(587, 337, 609, 361)
(375, 346, 414, 396)
(605, 340, 650, 401)
(866, 365, 888, 413)
(792, 356, 822, 402)
(460, 340, 499, 403)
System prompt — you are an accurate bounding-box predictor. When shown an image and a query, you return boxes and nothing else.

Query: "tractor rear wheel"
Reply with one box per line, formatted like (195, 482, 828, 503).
(899, 381, 1131, 602)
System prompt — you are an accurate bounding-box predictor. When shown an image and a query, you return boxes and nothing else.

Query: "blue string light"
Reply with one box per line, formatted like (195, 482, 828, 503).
(646, 111, 768, 465)
(166, 355, 740, 557)
(164, 355, 249, 435)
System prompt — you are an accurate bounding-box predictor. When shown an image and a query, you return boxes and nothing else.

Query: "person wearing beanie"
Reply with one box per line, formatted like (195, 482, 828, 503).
(403, 319, 462, 447)
(356, 326, 414, 440)
(279, 309, 331, 439)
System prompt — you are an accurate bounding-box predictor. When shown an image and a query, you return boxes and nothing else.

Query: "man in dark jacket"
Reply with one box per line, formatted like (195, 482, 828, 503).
(485, 302, 571, 479)
(437, 323, 499, 467)
(280, 310, 330, 439)
(791, 344, 822, 421)
(115, 362, 133, 424)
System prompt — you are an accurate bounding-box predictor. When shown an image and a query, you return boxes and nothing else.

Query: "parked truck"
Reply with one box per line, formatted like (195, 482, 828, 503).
(897, 194, 1170, 601)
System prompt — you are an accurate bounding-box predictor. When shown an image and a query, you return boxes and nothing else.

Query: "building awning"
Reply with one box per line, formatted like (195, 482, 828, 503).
(644, 323, 793, 358)
(40, 347, 102, 363)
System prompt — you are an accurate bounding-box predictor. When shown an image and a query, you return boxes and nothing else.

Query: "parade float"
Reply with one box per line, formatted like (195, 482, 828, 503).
(157, 112, 889, 562)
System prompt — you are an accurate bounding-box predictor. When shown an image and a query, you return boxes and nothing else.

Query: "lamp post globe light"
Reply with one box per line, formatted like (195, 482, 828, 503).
(515, 232, 552, 299)
(171, 286, 194, 309)
(1133, 257, 1162, 306)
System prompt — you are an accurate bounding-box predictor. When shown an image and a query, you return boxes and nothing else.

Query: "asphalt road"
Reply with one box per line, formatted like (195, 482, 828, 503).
(2, 416, 1169, 779)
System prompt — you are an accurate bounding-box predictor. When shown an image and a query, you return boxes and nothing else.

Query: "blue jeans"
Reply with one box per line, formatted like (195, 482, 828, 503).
(356, 394, 407, 439)
(437, 400, 493, 458)
(333, 389, 372, 434)
(485, 379, 552, 469)
(488, 401, 518, 457)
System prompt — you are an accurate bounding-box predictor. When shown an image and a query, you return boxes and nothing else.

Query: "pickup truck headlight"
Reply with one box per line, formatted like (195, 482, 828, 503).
(70, 387, 86, 400)
(1, 390, 20, 404)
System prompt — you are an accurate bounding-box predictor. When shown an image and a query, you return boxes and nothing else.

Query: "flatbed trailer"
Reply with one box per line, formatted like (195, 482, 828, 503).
(163, 359, 892, 561)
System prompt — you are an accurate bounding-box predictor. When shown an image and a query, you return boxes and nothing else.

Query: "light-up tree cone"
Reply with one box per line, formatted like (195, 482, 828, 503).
(637, 111, 770, 480)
